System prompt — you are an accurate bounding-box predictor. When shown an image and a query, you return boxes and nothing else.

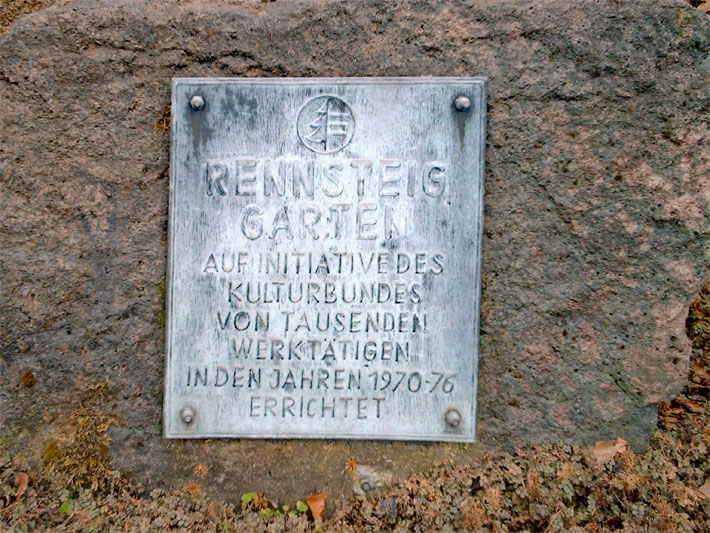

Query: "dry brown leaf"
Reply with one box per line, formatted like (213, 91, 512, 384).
(699, 480, 710, 500)
(252, 493, 270, 510)
(206, 501, 223, 521)
(589, 438, 628, 463)
(682, 400, 706, 414)
(14, 472, 28, 500)
(698, 3, 710, 14)
(690, 362, 709, 384)
(484, 487, 502, 510)
(461, 498, 486, 529)
(670, 482, 701, 508)
(306, 491, 326, 521)
(526, 470, 541, 501)
(75, 509, 93, 527)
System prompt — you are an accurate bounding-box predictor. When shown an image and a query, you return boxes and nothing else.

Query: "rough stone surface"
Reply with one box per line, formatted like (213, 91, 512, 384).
(1, 0, 709, 503)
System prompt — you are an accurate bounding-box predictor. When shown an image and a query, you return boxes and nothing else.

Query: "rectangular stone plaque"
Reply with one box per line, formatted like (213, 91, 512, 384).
(165, 77, 486, 441)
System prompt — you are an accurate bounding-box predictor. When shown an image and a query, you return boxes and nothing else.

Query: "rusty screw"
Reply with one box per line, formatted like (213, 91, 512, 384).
(454, 95, 471, 112)
(180, 406, 196, 424)
(444, 408, 461, 427)
(190, 95, 205, 110)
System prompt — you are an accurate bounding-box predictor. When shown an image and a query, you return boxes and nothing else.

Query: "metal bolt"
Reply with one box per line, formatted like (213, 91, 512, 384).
(361, 481, 372, 492)
(444, 408, 461, 427)
(454, 95, 471, 112)
(190, 95, 205, 110)
(180, 406, 196, 424)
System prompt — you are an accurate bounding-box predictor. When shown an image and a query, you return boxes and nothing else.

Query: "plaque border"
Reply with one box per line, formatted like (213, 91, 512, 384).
(165, 77, 487, 442)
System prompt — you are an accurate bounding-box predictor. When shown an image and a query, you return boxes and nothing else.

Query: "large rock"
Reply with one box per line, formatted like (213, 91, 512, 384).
(1, 0, 708, 502)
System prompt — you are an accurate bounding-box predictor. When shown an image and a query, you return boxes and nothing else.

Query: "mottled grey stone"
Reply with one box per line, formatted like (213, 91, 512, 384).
(1, 0, 708, 503)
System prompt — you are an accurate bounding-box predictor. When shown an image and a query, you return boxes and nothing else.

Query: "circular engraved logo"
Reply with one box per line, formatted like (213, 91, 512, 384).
(297, 95, 355, 154)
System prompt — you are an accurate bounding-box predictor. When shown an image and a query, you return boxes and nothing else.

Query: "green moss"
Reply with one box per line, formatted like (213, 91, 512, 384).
(20, 370, 35, 387)
(44, 441, 60, 463)
(154, 104, 171, 134)
(42, 382, 124, 493)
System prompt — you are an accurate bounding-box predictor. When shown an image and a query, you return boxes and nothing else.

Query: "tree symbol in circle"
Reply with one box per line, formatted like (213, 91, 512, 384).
(297, 96, 355, 154)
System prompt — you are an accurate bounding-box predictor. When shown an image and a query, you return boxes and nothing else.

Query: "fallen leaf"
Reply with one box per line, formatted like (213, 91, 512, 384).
(252, 493, 272, 511)
(484, 487, 502, 511)
(589, 438, 628, 463)
(526, 470, 541, 501)
(670, 482, 701, 507)
(698, 3, 710, 14)
(682, 400, 706, 414)
(306, 491, 326, 521)
(206, 501, 222, 521)
(690, 362, 709, 385)
(699, 480, 710, 499)
(14, 472, 28, 500)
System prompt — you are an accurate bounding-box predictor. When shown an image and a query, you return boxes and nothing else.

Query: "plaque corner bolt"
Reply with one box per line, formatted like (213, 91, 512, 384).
(444, 408, 461, 427)
(190, 95, 205, 110)
(454, 95, 471, 112)
(180, 406, 196, 424)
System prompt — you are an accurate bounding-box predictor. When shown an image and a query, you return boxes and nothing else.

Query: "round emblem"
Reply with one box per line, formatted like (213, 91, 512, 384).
(297, 95, 355, 154)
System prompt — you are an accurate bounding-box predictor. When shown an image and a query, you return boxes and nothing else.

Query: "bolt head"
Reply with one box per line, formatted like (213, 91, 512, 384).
(190, 95, 205, 110)
(444, 408, 461, 427)
(361, 481, 372, 492)
(454, 95, 471, 112)
(180, 406, 195, 424)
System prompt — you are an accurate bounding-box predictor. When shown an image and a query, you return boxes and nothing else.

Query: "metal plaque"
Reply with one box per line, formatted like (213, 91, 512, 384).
(165, 78, 486, 441)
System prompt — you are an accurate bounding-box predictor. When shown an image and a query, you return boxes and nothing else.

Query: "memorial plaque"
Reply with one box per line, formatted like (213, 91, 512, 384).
(165, 78, 486, 441)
